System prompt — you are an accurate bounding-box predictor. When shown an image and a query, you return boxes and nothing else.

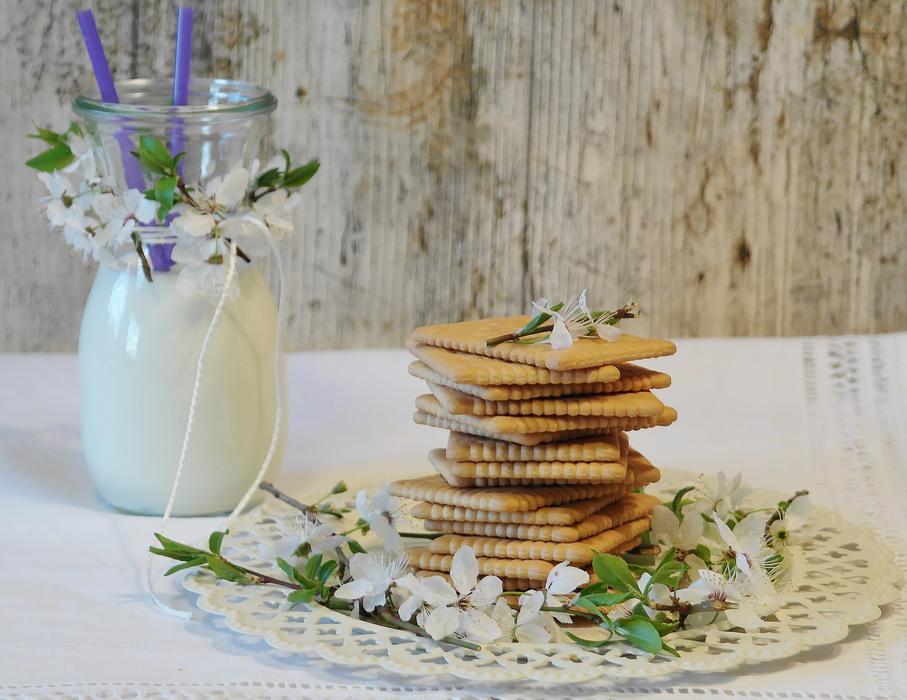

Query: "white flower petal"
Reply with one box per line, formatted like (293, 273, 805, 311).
(419, 576, 458, 607)
(423, 605, 460, 641)
(491, 598, 515, 639)
(460, 608, 502, 643)
(333, 578, 373, 601)
(470, 575, 503, 609)
(361, 591, 387, 613)
(516, 590, 544, 625)
(679, 510, 705, 549)
(515, 620, 551, 644)
(450, 546, 479, 596)
(785, 497, 811, 530)
(214, 167, 250, 208)
(548, 319, 573, 349)
(725, 603, 764, 632)
(174, 212, 216, 237)
(595, 324, 622, 342)
(397, 592, 422, 622)
(545, 561, 589, 595)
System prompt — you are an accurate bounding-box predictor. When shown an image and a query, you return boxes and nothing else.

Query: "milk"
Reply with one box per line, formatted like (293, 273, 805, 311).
(79, 263, 284, 515)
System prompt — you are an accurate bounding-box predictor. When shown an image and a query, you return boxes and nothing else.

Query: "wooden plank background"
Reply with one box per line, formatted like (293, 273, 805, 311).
(2, 0, 905, 351)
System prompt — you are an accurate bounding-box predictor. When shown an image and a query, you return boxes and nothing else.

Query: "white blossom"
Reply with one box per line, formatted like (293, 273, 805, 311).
(650, 504, 704, 551)
(393, 573, 458, 623)
(491, 592, 553, 643)
(334, 550, 409, 613)
(712, 511, 770, 579)
(697, 471, 747, 518)
(412, 546, 503, 643)
(61, 132, 96, 179)
(252, 189, 299, 238)
(676, 569, 764, 632)
(356, 486, 404, 553)
(542, 561, 589, 623)
(770, 496, 811, 548)
(273, 513, 346, 560)
(91, 189, 157, 245)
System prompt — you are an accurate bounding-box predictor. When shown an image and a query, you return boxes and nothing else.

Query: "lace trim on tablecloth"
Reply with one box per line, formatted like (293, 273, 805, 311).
(802, 336, 907, 698)
(0, 681, 893, 700)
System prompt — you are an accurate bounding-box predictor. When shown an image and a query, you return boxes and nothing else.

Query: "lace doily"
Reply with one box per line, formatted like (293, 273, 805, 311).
(181, 471, 900, 683)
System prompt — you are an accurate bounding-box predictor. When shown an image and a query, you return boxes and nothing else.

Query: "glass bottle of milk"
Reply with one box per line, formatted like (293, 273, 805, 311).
(72, 79, 284, 515)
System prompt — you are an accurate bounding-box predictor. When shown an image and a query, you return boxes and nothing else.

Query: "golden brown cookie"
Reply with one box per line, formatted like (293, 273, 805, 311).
(446, 431, 622, 463)
(426, 517, 652, 565)
(422, 493, 660, 543)
(407, 340, 621, 385)
(416, 394, 671, 435)
(410, 317, 676, 370)
(427, 448, 629, 487)
(408, 360, 671, 401)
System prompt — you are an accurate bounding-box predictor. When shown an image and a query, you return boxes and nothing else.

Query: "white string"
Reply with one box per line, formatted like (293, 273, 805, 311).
(146, 220, 286, 618)
(226, 224, 284, 524)
(145, 242, 239, 619)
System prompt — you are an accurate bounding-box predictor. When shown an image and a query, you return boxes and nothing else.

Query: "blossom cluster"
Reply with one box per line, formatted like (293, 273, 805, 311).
(152, 473, 810, 655)
(27, 125, 316, 298)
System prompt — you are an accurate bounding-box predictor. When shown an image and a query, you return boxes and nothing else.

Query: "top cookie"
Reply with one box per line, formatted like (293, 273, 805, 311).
(410, 316, 676, 370)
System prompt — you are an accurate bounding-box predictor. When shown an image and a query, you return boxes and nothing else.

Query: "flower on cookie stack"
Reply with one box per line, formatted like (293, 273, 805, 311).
(391, 293, 676, 598)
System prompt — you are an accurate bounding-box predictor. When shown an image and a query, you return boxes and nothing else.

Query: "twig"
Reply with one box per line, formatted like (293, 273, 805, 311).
(260, 481, 318, 518)
(131, 232, 153, 282)
(258, 481, 350, 572)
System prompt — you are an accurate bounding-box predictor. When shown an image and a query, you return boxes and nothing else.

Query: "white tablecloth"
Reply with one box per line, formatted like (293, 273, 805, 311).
(1, 337, 906, 699)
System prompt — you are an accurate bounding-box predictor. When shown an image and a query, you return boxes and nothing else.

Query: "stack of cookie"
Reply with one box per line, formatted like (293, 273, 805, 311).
(391, 315, 676, 589)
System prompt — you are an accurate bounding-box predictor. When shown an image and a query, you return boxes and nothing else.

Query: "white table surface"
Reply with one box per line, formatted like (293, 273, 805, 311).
(1, 337, 905, 699)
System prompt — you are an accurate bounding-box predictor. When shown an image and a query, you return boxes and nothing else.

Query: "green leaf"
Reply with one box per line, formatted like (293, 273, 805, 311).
(255, 167, 281, 189)
(28, 126, 66, 146)
(693, 543, 712, 564)
(206, 556, 252, 584)
(578, 581, 607, 596)
(577, 591, 636, 607)
(591, 553, 642, 597)
(317, 559, 339, 584)
(573, 596, 609, 622)
(303, 553, 323, 580)
(149, 546, 196, 562)
(660, 641, 681, 657)
(281, 148, 292, 173)
(670, 486, 695, 517)
(648, 616, 681, 636)
(136, 135, 175, 175)
(614, 617, 664, 655)
(276, 557, 298, 580)
(208, 530, 227, 555)
(287, 587, 317, 604)
(283, 159, 320, 188)
(347, 539, 366, 554)
(164, 557, 207, 576)
(153, 533, 207, 557)
(565, 631, 610, 648)
(154, 175, 178, 221)
(25, 143, 75, 172)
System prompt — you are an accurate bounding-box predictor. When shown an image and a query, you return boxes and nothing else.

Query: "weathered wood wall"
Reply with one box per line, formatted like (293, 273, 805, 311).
(2, 0, 905, 350)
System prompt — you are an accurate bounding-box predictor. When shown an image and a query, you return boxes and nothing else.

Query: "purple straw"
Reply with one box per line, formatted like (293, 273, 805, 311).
(172, 7, 194, 106)
(76, 10, 118, 102)
(154, 5, 196, 272)
(76, 9, 145, 192)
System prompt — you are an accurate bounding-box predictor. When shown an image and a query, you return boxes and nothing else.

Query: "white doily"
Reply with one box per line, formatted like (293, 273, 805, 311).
(182, 471, 900, 684)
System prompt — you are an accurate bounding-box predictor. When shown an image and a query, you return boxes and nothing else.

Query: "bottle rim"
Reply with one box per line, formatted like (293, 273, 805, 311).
(73, 77, 277, 120)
